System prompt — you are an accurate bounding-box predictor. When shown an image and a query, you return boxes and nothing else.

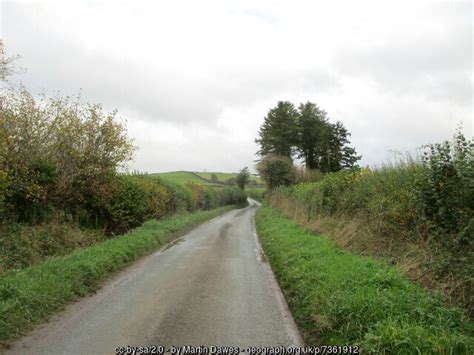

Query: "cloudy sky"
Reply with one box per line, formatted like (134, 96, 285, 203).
(1, 0, 472, 173)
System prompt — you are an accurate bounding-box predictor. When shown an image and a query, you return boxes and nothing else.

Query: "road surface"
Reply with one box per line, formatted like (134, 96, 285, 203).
(8, 199, 302, 354)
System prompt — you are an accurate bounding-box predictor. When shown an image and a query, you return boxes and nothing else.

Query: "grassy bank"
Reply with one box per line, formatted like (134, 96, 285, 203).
(256, 206, 473, 353)
(0, 205, 234, 346)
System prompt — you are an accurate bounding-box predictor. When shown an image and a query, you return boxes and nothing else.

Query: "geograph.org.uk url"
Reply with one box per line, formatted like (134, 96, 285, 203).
(115, 345, 360, 355)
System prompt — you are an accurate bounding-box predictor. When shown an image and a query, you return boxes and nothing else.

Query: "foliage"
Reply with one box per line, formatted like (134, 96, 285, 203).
(0, 87, 135, 225)
(0, 206, 233, 346)
(236, 166, 250, 190)
(256, 206, 473, 353)
(256, 155, 295, 190)
(0, 40, 18, 81)
(255, 101, 299, 158)
(266, 131, 474, 315)
(417, 130, 473, 248)
(0, 174, 247, 271)
(297, 102, 360, 172)
(255, 101, 360, 172)
(0, 43, 247, 272)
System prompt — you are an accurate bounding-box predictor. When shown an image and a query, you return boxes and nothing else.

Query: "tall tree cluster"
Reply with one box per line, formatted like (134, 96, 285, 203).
(256, 101, 360, 173)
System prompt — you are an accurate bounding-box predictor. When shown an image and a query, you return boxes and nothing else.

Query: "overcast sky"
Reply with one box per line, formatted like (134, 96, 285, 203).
(1, 0, 472, 173)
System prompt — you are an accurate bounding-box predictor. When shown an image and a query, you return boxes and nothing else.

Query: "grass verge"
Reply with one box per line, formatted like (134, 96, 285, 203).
(256, 206, 473, 353)
(0, 205, 235, 346)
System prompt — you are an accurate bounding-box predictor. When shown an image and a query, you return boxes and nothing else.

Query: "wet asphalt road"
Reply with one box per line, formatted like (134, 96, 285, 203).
(7, 199, 302, 354)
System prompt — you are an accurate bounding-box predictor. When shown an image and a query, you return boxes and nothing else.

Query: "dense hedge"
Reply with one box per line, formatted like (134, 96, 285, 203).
(268, 131, 473, 314)
(81, 174, 247, 234)
(0, 175, 246, 271)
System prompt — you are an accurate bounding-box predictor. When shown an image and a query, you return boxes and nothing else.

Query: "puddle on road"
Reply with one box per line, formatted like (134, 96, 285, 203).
(163, 237, 185, 251)
(218, 223, 231, 238)
(235, 209, 247, 217)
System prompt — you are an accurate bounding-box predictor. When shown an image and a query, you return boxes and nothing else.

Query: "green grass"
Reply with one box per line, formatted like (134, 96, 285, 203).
(256, 206, 473, 353)
(195, 172, 264, 185)
(245, 187, 266, 202)
(0, 205, 234, 346)
(151, 171, 213, 185)
(195, 171, 235, 181)
(152, 171, 265, 186)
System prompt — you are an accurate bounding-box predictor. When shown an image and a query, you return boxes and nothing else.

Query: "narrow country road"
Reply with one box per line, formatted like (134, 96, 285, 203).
(8, 199, 302, 354)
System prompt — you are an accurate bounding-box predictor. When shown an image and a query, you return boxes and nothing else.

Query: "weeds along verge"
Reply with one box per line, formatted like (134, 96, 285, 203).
(0, 205, 235, 346)
(256, 206, 473, 353)
(266, 133, 473, 316)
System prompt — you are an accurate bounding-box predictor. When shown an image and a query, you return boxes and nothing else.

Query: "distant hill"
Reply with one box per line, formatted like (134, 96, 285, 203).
(150, 171, 213, 185)
(195, 172, 263, 185)
(152, 171, 264, 186)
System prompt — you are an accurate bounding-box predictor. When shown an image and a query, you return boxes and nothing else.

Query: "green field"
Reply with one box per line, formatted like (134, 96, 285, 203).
(195, 172, 264, 185)
(153, 171, 264, 186)
(151, 171, 214, 185)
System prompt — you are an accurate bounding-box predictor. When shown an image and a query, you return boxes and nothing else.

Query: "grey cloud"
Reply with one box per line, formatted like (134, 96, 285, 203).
(1, 1, 471, 172)
(334, 3, 472, 105)
(3, 2, 339, 128)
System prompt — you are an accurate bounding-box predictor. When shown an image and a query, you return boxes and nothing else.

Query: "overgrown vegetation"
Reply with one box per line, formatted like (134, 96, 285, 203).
(256, 206, 473, 353)
(0, 206, 234, 346)
(266, 130, 473, 315)
(0, 42, 247, 273)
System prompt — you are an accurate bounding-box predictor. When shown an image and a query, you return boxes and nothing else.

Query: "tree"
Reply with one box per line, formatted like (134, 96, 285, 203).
(255, 101, 299, 159)
(256, 100, 360, 174)
(236, 167, 250, 190)
(210, 173, 218, 184)
(0, 89, 136, 222)
(0, 40, 18, 82)
(296, 102, 360, 173)
(225, 177, 237, 186)
(296, 102, 330, 170)
(256, 155, 295, 190)
(323, 121, 361, 173)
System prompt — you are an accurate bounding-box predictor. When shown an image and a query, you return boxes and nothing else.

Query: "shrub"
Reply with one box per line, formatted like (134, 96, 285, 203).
(417, 130, 473, 247)
(257, 155, 295, 190)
